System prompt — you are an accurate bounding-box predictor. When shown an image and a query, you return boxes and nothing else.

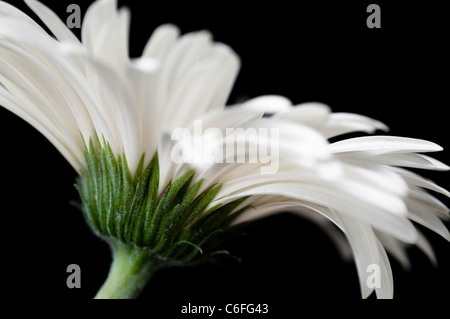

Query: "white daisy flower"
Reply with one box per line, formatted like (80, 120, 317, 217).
(0, 0, 448, 299)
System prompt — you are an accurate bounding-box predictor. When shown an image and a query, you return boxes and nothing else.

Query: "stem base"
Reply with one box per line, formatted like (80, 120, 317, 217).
(95, 242, 160, 299)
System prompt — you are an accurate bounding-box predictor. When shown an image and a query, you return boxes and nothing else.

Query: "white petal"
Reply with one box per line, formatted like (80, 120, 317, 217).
(24, 0, 80, 44)
(0, 85, 82, 169)
(322, 113, 388, 138)
(408, 187, 450, 220)
(237, 95, 292, 114)
(91, 7, 130, 70)
(0, 39, 94, 141)
(338, 213, 395, 299)
(330, 136, 443, 155)
(339, 160, 408, 196)
(242, 118, 332, 159)
(124, 57, 161, 161)
(0, 50, 88, 164)
(158, 130, 177, 193)
(415, 230, 437, 266)
(51, 43, 118, 151)
(216, 170, 338, 201)
(233, 200, 339, 229)
(369, 153, 450, 171)
(0, 1, 46, 30)
(162, 43, 239, 128)
(374, 238, 394, 299)
(211, 182, 416, 243)
(375, 231, 411, 270)
(392, 167, 450, 199)
(142, 24, 180, 59)
(80, 56, 140, 171)
(406, 200, 450, 241)
(156, 30, 213, 102)
(274, 102, 330, 126)
(81, 0, 117, 54)
(188, 106, 263, 132)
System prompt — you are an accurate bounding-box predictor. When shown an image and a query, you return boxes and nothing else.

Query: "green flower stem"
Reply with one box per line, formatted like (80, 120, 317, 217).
(95, 241, 160, 299)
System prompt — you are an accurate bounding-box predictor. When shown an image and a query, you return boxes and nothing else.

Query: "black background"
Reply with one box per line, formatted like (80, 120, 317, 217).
(1, 0, 449, 315)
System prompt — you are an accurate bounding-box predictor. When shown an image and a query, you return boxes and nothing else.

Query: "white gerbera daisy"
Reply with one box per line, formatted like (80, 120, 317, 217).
(0, 0, 448, 299)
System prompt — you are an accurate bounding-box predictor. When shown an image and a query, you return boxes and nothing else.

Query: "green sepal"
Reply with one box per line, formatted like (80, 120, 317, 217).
(76, 138, 251, 265)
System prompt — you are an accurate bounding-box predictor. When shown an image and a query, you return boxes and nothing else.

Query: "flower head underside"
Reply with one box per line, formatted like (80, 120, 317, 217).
(0, 0, 448, 299)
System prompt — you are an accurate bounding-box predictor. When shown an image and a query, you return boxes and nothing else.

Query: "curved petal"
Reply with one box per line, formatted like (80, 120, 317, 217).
(24, 0, 80, 44)
(330, 136, 443, 155)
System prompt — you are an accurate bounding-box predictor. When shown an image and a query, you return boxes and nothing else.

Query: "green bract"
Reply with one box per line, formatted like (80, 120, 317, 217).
(76, 137, 251, 265)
